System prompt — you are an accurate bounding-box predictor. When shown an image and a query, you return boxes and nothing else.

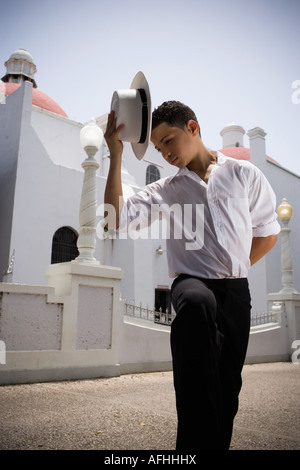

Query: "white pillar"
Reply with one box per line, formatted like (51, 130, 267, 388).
(247, 126, 267, 169)
(220, 122, 245, 148)
(277, 198, 297, 294)
(266, 198, 299, 361)
(76, 153, 100, 264)
(75, 118, 103, 265)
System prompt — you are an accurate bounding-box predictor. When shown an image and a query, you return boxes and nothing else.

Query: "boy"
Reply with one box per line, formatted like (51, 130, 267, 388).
(104, 101, 280, 450)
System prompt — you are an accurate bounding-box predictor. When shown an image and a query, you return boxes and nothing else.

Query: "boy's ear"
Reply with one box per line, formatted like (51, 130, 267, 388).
(187, 120, 199, 135)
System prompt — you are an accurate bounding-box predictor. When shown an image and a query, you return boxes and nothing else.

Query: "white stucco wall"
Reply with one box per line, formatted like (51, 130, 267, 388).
(8, 104, 83, 284)
(0, 289, 62, 351)
(0, 84, 24, 278)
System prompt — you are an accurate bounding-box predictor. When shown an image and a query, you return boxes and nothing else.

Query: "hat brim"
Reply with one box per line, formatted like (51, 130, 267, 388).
(130, 71, 152, 160)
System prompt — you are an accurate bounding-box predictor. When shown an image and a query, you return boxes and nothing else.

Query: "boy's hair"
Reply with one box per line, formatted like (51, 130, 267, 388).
(152, 101, 201, 137)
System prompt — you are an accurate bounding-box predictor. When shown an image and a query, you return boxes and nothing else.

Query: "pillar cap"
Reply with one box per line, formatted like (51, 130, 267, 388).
(247, 127, 267, 139)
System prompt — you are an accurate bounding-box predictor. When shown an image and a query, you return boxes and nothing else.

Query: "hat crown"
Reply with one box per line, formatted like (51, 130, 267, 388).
(111, 89, 143, 143)
(110, 71, 151, 160)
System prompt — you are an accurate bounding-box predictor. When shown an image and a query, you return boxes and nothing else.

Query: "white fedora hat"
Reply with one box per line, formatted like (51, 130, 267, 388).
(110, 71, 152, 160)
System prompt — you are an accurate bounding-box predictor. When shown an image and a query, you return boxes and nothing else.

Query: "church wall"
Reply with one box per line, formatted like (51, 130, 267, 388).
(31, 106, 86, 171)
(7, 83, 83, 285)
(0, 84, 25, 280)
(248, 262, 269, 314)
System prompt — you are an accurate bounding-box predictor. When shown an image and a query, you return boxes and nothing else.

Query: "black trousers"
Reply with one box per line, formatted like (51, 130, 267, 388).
(170, 274, 251, 451)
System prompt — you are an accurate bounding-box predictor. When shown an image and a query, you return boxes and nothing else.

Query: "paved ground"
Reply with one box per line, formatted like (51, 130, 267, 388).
(0, 362, 299, 452)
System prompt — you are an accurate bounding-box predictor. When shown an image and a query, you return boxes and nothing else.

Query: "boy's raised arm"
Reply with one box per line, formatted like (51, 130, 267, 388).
(104, 110, 125, 230)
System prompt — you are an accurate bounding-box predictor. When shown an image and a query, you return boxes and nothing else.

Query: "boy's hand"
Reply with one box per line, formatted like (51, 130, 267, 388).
(104, 110, 125, 159)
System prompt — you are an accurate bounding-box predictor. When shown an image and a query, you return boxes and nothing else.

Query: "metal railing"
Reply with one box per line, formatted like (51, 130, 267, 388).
(124, 301, 282, 328)
(250, 311, 280, 327)
(124, 301, 176, 326)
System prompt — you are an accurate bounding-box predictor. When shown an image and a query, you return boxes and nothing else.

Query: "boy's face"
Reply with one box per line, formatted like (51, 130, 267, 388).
(151, 121, 199, 168)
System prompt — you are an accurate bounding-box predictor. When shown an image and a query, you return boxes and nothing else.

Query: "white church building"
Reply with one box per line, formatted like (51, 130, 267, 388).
(1, 48, 299, 312)
(0, 49, 299, 383)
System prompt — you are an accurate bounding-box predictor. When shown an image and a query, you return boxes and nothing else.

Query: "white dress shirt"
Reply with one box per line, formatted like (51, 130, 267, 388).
(119, 152, 280, 279)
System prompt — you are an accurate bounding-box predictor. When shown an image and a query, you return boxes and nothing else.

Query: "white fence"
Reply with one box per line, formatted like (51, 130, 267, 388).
(1, 280, 299, 384)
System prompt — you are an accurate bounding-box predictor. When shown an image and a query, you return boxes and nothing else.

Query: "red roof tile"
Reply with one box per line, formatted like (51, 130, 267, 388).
(219, 146, 278, 164)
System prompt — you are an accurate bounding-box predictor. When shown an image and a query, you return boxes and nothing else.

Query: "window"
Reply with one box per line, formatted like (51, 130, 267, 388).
(51, 227, 79, 264)
(155, 287, 171, 313)
(146, 164, 160, 185)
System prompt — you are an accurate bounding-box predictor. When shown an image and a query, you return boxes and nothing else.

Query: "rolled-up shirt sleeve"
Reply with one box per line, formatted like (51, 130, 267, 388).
(248, 167, 281, 238)
(118, 184, 162, 233)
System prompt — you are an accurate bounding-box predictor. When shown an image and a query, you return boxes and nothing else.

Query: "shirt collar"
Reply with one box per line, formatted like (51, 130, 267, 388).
(168, 151, 227, 184)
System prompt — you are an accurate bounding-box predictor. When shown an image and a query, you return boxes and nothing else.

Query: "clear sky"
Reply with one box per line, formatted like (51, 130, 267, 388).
(1, 0, 300, 174)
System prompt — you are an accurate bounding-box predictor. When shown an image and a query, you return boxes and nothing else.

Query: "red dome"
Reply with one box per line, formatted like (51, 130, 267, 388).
(219, 146, 278, 164)
(0, 82, 68, 117)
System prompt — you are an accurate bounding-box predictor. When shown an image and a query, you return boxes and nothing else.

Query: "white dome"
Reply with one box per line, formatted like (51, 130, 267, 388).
(9, 48, 34, 63)
(3, 48, 37, 87)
